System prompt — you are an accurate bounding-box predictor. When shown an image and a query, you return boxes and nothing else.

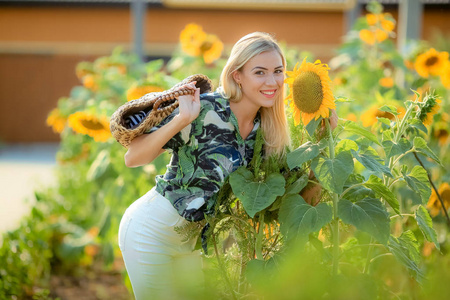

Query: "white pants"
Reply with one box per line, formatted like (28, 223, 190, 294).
(118, 187, 204, 299)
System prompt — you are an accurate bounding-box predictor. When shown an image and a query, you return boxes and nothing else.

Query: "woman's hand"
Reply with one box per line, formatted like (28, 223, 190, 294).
(176, 81, 201, 125)
(329, 109, 338, 131)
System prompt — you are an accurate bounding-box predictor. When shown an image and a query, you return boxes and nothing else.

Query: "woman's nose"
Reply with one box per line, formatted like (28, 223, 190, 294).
(266, 74, 277, 86)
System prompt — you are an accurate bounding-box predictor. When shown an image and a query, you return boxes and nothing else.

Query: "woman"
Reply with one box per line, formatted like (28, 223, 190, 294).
(118, 32, 291, 299)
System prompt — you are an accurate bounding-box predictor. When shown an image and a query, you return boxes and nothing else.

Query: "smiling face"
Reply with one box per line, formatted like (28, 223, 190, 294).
(232, 50, 285, 110)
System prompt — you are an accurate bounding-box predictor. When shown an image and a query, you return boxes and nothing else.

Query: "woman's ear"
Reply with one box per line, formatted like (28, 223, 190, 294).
(232, 71, 241, 85)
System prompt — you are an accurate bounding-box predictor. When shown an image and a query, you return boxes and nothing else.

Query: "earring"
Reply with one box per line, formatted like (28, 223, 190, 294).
(238, 83, 242, 89)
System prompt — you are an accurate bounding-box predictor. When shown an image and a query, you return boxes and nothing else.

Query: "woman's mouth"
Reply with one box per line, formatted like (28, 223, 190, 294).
(261, 89, 277, 98)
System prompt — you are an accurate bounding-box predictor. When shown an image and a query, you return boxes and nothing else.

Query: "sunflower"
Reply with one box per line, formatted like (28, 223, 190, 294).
(440, 61, 450, 88)
(414, 48, 449, 78)
(180, 23, 207, 57)
(417, 93, 441, 126)
(433, 113, 449, 146)
(68, 111, 111, 142)
(126, 83, 164, 101)
(285, 58, 335, 126)
(427, 182, 450, 217)
(365, 13, 378, 26)
(361, 104, 406, 127)
(359, 28, 388, 45)
(379, 77, 394, 88)
(201, 34, 224, 64)
(46, 108, 67, 134)
(82, 74, 98, 91)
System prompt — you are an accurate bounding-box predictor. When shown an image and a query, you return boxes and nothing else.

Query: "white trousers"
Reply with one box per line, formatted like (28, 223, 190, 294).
(118, 187, 204, 299)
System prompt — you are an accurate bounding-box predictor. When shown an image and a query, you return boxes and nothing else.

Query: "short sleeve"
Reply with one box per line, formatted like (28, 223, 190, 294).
(145, 107, 192, 151)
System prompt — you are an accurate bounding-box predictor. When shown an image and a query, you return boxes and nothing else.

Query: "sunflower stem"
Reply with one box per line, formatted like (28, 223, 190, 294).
(326, 119, 340, 276)
(255, 212, 265, 260)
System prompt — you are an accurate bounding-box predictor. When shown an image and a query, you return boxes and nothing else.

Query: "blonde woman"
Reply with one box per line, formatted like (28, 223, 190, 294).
(118, 32, 290, 299)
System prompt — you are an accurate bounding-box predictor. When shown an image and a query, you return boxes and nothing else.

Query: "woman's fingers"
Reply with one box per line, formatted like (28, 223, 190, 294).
(329, 109, 338, 130)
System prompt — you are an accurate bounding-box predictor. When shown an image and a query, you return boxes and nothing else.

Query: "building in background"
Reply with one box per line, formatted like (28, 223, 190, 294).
(0, 0, 449, 142)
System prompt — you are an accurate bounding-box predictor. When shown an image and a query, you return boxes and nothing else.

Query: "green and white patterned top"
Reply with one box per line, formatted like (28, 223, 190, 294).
(147, 92, 260, 221)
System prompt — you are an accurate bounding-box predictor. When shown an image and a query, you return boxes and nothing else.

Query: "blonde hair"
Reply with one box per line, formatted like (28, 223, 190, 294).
(218, 32, 290, 157)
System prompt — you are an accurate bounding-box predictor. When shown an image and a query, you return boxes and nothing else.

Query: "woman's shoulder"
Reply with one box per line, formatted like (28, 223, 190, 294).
(199, 91, 229, 112)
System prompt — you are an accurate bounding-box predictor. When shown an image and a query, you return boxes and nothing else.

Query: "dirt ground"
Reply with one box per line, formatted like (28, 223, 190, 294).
(49, 259, 132, 300)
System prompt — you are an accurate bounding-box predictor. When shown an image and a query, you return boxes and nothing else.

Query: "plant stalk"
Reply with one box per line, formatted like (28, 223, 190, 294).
(212, 232, 237, 300)
(413, 152, 450, 227)
(326, 119, 340, 276)
(255, 212, 265, 260)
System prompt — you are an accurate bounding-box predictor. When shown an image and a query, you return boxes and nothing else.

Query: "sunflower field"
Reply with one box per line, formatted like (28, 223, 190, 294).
(1, 2, 450, 299)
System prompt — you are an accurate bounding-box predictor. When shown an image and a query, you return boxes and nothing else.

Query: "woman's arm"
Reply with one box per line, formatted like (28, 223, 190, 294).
(124, 82, 200, 168)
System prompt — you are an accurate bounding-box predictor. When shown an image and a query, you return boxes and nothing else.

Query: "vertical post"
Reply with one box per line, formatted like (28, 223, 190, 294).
(131, 0, 146, 62)
(397, 0, 423, 54)
(396, 0, 423, 88)
(344, 1, 362, 35)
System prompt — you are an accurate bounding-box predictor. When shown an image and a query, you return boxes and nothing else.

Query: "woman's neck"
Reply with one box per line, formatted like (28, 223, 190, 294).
(229, 100, 259, 139)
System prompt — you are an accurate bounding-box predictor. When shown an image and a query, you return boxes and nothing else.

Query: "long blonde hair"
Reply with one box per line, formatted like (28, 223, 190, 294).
(218, 32, 290, 157)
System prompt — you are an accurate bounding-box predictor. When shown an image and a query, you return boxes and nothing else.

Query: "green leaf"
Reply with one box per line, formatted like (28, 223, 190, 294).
(335, 96, 353, 102)
(363, 175, 399, 214)
(377, 117, 392, 127)
(311, 151, 354, 194)
(408, 119, 428, 134)
(413, 137, 442, 166)
(415, 205, 440, 251)
(379, 104, 399, 116)
(351, 148, 393, 178)
(285, 174, 309, 195)
(230, 168, 285, 218)
(402, 166, 431, 205)
(279, 194, 332, 239)
(338, 198, 390, 244)
(388, 233, 424, 283)
(306, 116, 323, 137)
(382, 138, 411, 160)
(87, 150, 110, 181)
(343, 121, 381, 146)
(335, 139, 358, 154)
(287, 142, 320, 170)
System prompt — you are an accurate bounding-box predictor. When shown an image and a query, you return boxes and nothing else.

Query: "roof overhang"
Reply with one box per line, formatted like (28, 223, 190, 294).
(162, 0, 358, 11)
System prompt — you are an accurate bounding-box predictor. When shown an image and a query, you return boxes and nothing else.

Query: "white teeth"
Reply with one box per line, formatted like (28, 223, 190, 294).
(261, 91, 275, 95)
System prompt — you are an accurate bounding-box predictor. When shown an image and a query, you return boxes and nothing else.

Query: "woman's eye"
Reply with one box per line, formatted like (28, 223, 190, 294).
(255, 71, 264, 75)
(275, 69, 283, 74)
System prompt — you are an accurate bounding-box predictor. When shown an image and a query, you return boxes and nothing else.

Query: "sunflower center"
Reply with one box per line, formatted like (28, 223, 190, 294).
(81, 119, 105, 131)
(292, 71, 324, 113)
(425, 56, 438, 67)
(200, 40, 213, 53)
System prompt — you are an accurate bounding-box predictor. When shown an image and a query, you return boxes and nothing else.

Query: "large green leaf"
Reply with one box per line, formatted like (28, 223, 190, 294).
(311, 150, 354, 194)
(387, 233, 424, 283)
(363, 175, 400, 214)
(402, 166, 431, 205)
(279, 194, 332, 239)
(342, 121, 381, 146)
(413, 137, 442, 166)
(338, 198, 390, 244)
(230, 167, 285, 217)
(351, 148, 393, 178)
(287, 142, 320, 170)
(382, 138, 412, 160)
(305, 116, 323, 137)
(415, 205, 440, 251)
